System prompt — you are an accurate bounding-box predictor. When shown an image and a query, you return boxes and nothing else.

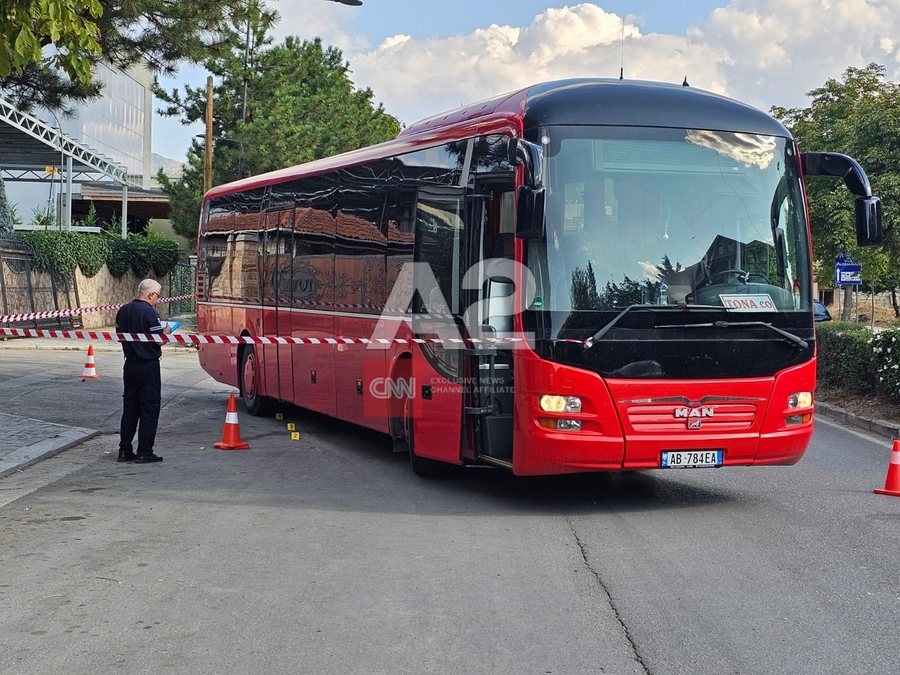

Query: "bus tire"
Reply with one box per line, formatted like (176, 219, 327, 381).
(239, 346, 273, 416)
(404, 403, 445, 477)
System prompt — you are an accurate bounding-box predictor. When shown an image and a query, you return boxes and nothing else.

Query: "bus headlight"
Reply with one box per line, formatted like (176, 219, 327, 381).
(787, 392, 813, 409)
(539, 395, 582, 413)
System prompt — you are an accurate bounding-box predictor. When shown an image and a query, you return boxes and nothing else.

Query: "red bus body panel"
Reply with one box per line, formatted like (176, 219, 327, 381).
(512, 351, 814, 476)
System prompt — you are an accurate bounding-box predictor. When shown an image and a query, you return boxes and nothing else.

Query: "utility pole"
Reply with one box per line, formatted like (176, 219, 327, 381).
(205, 76, 213, 193)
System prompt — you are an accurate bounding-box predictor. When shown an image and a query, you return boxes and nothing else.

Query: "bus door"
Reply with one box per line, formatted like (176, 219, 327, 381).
(260, 202, 293, 402)
(463, 187, 516, 466)
(410, 187, 467, 464)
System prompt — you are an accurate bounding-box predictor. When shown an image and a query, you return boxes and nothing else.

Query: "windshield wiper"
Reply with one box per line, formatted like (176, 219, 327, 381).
(583, 303, 725, 350)
(655, 320, 809, 350)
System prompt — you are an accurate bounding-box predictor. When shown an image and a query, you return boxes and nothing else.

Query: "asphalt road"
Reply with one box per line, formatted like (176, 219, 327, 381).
(0, 347, 897, 674)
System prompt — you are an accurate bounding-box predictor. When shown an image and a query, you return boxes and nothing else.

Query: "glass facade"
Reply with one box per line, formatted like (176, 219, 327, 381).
(78, 64, 148, 177)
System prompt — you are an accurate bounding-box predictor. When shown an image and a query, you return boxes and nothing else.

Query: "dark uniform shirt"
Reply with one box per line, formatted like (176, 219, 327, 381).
(115, 299, 164, 361)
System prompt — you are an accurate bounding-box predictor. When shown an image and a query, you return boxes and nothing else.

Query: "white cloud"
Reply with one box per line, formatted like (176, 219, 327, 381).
(271, 0, 370, 53)
(347, 1, 900, 127)
(686, 0, 900, 108)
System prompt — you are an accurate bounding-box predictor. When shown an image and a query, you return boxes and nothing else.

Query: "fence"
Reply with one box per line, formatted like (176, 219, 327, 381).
(168, 259, 196, 316)
(0, 235, 80, 329)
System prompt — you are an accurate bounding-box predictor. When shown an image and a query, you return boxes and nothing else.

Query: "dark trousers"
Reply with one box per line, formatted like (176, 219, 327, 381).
(119, 358, 162, 456)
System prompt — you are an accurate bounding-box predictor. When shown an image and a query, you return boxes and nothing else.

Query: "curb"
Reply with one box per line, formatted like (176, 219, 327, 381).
(816, 401, 900, 442)
(0, 425, 100, 479)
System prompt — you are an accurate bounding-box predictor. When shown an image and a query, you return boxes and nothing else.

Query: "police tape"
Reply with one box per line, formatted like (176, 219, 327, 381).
(0, 326, 523, 346)
(0, 294, 194, 324)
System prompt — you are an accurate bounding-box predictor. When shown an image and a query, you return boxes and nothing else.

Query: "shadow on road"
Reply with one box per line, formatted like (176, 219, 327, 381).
(81, 394, 737, 520)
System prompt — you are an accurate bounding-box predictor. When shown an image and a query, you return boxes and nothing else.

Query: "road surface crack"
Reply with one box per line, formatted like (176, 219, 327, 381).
(567, 518, 650, 674)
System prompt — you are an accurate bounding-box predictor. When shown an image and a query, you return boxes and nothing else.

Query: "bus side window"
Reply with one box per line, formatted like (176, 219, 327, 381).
(293, 175, 337, 311)
(385, 190, 416, 315)
(232, 188, 264, 304)
(202, 197, 233, 301)
(335, 163, 390, 314)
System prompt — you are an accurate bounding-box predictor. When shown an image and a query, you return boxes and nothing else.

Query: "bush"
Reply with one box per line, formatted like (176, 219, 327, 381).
(22, 229, 183, 284)
(126, 234, 151, 277)
(870, 328, 900, 404)
(815, 322, 874, 393)
(72, 233, 110, 277)
(21, 231, 78, 274)
(144, 231, 181, 277)
(106, 235, 131, 277)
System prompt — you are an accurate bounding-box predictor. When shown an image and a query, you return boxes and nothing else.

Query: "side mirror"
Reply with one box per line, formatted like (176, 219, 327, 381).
(855, 196, 883, 247)
(507, 138, 544, 189)
(801, 152, 883, 246)
(516, 186, 545, 239)
(507, 137, 546, 238)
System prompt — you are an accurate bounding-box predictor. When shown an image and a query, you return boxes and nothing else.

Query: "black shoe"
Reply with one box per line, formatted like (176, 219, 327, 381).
(135, 453, 163, 463)
(117, 451, 137, 463)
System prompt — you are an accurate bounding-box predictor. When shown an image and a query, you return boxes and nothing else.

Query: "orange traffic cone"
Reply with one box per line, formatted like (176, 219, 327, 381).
(874, 439, 900, 497)
(80, 344, 99, 379)
(214, 393, 250, 450)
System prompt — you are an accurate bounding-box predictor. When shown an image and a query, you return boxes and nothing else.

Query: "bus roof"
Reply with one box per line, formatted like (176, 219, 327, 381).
(520, 79, 790, 136)
(204, 78, 789, 201)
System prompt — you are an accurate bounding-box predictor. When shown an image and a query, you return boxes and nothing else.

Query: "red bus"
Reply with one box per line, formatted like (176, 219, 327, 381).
(196, 78, 882, 476)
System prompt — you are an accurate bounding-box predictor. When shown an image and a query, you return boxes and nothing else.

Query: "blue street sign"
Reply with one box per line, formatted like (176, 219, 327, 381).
(835, 262, 862, 286)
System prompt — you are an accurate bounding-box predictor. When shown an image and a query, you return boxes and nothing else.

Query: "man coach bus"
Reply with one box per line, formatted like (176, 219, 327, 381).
(193, 78, 882, 476)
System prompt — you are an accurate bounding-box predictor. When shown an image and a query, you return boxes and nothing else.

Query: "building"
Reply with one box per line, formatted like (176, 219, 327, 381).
(0, 62, 169, 234)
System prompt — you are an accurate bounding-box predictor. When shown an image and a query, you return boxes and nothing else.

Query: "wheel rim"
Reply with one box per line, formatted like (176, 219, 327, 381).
(243, 352, 258, 400)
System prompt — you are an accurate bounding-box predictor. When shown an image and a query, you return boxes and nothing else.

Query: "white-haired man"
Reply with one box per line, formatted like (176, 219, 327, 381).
(115, 278, 172, 463)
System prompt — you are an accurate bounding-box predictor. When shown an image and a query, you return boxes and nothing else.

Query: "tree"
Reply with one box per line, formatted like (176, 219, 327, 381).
(772, 64, 900, 317)
(0, 1, 102, 90)
(0, 0, 262, 112)
(0, 176, 14, 235)
(157, 22, 401, 241)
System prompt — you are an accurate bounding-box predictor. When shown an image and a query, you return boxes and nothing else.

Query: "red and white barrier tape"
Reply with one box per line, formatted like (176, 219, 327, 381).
(0, 294, 194, 324)
(206, 295, 454, 319)
(0, 327, 521, 346)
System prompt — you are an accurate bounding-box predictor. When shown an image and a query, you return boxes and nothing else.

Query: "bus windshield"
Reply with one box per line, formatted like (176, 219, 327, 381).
(533, 126, 811, 319)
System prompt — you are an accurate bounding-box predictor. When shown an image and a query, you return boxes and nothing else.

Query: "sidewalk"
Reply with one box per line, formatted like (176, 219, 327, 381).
(0, 412, 98, 479)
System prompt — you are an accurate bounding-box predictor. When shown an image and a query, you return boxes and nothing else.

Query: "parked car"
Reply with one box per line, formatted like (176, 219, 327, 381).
(814, 300, 832, 322)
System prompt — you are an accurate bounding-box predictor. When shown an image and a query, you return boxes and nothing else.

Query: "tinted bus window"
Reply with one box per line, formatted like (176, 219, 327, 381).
(335, 164, 389, 313)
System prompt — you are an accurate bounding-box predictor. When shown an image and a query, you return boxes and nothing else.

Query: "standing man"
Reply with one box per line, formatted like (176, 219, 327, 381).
(116, 279, 172, 463)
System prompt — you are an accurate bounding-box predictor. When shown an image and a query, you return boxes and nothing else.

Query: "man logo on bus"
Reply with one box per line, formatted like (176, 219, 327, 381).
(674, 406, 714, 423)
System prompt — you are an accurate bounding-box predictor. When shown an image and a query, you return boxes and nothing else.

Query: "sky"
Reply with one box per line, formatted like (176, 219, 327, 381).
(152, 0, 900, 161)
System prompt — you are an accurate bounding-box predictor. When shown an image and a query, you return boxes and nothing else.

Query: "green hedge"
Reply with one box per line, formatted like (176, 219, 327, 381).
(22, 231, 182, 280)
(869, 328, 900, 403)
(816, 322, 900, 403)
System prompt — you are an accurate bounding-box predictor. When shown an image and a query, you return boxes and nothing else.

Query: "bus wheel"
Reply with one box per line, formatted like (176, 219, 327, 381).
(240, 346, 272, 416)
(404, 402, 445, 477)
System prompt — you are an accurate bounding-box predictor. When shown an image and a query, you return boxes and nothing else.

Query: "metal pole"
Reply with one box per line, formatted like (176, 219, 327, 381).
(240, 0, 252, 179)
(205, 76, 214, 193)
(121, 183, 128, 239)
(64, 155, 73, 229)
(47, 108, 65, 228)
